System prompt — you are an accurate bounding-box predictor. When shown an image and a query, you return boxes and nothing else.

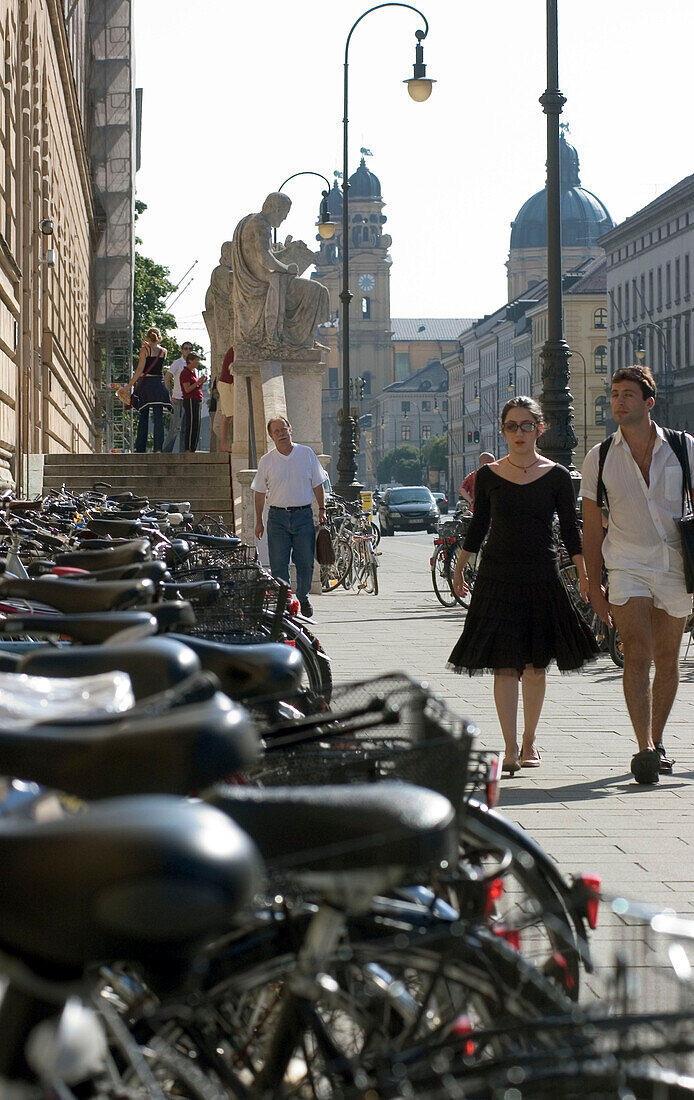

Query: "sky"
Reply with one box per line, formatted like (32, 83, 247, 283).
(134, 0, 693, 358)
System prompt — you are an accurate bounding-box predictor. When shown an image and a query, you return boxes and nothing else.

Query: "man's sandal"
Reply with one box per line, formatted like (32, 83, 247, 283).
(630, 748, 660, 785)
(655, 743, 675, 775)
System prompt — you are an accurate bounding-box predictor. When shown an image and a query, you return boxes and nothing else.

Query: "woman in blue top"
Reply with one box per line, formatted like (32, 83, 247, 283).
(127, 327, 173, 452)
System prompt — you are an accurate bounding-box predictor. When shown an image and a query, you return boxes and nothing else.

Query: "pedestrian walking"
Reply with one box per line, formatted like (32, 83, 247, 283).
(127, 328, 172, 453)
(582, 365, 694, 785)
(459, 452, 495, 509)
(252, 416, 327, 618)
(180, 352, 203, 453)
(449, 397, 598, 774)
(217, 345, 234, 453)
(162, 340, 194, 454)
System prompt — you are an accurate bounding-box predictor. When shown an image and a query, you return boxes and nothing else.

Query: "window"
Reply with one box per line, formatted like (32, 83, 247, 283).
(422, 400, 431, 412)
(442, 400, 448, 412)
(624, 282, 629, 321)
(676, 258, 681, 302)
(632, 279, 637, 322)
(401, 400, 410, 413)
(595, 396, 609, 425)
(640, 274, 646, 317)
(666, 263, 671, 306)
(657, 267, 663, 309)
(328, 367, 338, 395)
(422, 424, 431, 440)
(361, 296, 370, 318)
(685, 314, 691, 365)
(649, 270, 654, 311)
(395, 352, 410, 380)
(686, 254, 691, 297)
(594, 345, 608, 373)
(401, 424, 411, 441)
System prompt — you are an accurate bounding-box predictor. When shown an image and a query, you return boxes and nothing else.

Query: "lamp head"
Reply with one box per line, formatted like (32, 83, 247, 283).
(636, 335, 646, 362)
(316, 190, 336, 239)
(405, 33, 435, 102)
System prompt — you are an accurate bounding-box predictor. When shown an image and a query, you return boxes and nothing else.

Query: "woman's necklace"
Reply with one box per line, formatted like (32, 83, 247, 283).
(505, 455, 541, 473)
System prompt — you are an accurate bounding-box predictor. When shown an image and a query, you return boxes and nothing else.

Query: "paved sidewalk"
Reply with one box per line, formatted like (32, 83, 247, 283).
(311, 531, 694, 960)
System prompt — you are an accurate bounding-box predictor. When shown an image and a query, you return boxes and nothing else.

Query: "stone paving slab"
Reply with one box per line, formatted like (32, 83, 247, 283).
(311, 530, 694, 969)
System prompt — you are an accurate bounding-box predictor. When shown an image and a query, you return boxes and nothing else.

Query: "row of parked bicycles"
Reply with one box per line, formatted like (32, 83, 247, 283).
(0, 482, 692, 1096)
(429, 503, 626, 667)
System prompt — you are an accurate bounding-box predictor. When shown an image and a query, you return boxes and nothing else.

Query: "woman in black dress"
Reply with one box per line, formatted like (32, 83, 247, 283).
(449, 397, 597, 774)
(127, 327, 173, 452)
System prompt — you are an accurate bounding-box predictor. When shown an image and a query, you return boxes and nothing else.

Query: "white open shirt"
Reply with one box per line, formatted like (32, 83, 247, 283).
(581, 424, 694, 575)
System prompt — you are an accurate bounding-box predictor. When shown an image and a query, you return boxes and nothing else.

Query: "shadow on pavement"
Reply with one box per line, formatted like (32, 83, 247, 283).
(498, 771, 691, 806)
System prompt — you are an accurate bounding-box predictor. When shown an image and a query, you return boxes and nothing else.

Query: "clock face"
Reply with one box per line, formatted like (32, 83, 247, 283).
(358, 273, 375, 292)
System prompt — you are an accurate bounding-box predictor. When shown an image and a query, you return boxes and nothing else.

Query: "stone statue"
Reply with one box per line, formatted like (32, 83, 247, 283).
(230, 192, 329, 359)
(203, 241, 233, 379)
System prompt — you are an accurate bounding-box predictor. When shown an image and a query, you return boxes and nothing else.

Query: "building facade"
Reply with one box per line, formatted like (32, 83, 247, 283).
(0, 0, 135, 490)
(600, 174, 694, 431)
(373, 360, 448, 488)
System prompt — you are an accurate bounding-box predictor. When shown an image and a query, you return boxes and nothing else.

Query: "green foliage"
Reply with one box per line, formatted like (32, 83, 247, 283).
(133, 199, 180, 359)
(377, 445, 422, 485)
(421, 434, 447, 473)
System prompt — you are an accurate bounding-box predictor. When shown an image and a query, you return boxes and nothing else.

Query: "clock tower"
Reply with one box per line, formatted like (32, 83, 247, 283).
(313, 154, 393, 481)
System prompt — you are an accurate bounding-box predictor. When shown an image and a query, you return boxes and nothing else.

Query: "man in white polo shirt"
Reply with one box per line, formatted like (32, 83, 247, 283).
(162, 341, 192, 453)
(582, 365, 694, 785)
(252, 416, 327, 618)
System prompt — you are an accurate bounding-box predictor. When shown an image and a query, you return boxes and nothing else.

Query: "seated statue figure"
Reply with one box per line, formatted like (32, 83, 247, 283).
(231, 192, 329, 357)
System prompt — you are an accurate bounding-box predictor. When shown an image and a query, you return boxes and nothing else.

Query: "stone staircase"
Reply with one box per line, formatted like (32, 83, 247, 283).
(40, 453, 235, 529)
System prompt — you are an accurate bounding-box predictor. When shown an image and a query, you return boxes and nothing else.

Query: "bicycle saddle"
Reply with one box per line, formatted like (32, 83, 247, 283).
(18, 636, 200, 696)
(1, 611, 159, 646)
(56, 538, 152, 569)
(210, 782, 456, 882)
(187, 533, 242, 550)
(0, 692, 260, 800)
(0, 796, 263, 969)
(136, 599, 196, 631)
(86, 560, 169, 583)
(161, 580, 221, 605)
(0, 577, 155, 614)
(169, 634, 303, 700)
(85, 517, 143, 538)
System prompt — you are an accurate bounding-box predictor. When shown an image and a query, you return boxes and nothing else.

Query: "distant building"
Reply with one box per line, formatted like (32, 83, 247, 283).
(600, 174, 694, 430)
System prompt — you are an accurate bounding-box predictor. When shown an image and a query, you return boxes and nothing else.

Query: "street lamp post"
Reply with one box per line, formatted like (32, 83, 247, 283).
(567, 347, 588, 457)
(634, 321, 671, 423)
(508, 364, 532, 396)
(334, 2, 434, 501)
(273, 171, 335, 246)
(538, 0, 577, 470)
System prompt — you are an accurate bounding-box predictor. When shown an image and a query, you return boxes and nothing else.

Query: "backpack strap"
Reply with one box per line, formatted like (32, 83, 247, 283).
(596, 434, 614, 509)
(662, 427, 694, 517)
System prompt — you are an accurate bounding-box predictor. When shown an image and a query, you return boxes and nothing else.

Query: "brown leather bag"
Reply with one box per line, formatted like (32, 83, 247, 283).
(315, 525, 335, 566)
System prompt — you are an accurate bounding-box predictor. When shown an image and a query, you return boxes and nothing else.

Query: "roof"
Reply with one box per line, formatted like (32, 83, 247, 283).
(391, 318, 475, 342)
(563, 255, 607, 295)
(599, 172, 694, 247)
(382, 359, 448, 393)
(348, 157, 382, 200)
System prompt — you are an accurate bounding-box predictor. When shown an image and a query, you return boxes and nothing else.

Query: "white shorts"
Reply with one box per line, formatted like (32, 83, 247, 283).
(608, 568, 692, 620)
(218, 380, 234, 417)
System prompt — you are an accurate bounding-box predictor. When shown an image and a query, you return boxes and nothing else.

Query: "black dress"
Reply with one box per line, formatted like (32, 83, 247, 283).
(448, 463, 598, 676)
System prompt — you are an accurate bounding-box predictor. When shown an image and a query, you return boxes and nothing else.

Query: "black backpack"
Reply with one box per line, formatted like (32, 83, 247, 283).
(596, 428, 691, 511)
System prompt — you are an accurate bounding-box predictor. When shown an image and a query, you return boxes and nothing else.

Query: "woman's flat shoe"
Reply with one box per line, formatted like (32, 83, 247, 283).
(502, 758, 521, 776)
(521, 746, 542, 768)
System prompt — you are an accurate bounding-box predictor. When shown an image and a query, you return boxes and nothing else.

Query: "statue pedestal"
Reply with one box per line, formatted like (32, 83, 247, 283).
(231, 347, 326, 458)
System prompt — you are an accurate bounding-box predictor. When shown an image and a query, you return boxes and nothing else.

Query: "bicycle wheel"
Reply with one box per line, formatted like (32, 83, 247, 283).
(259, 610, 333, 701)
(608, 625, 624, 668)
(431, 544, 457, 607)
(458, 801, 582, 997)
(356, 543, 378, 595)
(450, 544, 477, 609)
(321, 539, 352, 593)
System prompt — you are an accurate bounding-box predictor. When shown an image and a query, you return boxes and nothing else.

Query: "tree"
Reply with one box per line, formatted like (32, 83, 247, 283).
(421, 434, 447, 475)
(377, 445, 421, 485)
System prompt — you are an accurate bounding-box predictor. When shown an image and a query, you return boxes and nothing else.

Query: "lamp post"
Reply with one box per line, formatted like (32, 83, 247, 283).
(508, 365, 532, 396)
(334, 2, 434, 501)
(566, 347, 588, 458)
(273, 171, 335, 246)
(634, 321, 671, 423)
(538, 0, 577, 470)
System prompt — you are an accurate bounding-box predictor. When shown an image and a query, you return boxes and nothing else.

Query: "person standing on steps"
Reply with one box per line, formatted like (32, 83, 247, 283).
(252, 416, 327, 619)
(162, 340, 193, 454)
(180, 352, 204, 453)
(127, 328, 172, 453)
(582, 365, 694, 785)
(448, 396, 598, 774)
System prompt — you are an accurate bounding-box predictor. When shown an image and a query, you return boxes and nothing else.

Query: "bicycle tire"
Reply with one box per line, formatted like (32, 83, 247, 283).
(608, 625, 624, 668)
(356, 544, 378, 595)
(321, 540, 352, 594)
(459, 800, 583, 997)
(431, 543, 457, 607)
(260, 610, 333, 702)
(450, 544, 476, 609)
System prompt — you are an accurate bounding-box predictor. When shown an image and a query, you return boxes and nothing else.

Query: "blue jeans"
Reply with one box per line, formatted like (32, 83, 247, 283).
(162, 399, 185, 453)
(267, 505, 315, 602)
(135, 404, 164, 452)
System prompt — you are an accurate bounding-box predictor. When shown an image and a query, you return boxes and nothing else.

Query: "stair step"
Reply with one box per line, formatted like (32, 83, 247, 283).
(43, 453, 231, 466)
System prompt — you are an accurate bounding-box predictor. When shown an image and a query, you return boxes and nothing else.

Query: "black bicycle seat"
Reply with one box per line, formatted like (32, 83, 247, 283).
(85, 517, 143, 538)
(0, 797, 263, 969)
(87, 560, 169, 583)
(17, 636, 200, 696)
(169, 634, 303, 700)
(56, 538, 152, 569)
(161, 580, 221, 605)
(1, 611, 158, 646)
(136, 600, 196, 631)
(210, 782, 456, 877)
(0, 577, 154, 614)
(187, 533, 242, 550)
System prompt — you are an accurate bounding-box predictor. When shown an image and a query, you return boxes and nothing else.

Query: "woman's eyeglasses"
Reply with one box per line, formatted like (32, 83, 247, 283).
(503, 420, 537, 433)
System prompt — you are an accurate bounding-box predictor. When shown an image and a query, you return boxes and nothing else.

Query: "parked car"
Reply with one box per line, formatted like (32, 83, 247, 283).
(377, 486, 441, 536)
(432, 492, 449, 514)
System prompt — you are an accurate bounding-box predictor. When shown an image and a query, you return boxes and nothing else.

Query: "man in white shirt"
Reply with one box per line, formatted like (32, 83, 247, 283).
(252, 416, 327, 618)
(162, 341, 193, 453)
(582, 365, 694, 784)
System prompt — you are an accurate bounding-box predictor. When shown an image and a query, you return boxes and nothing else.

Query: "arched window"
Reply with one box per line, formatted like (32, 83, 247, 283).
(595, 396, 609, 425)
(361, 296, 370, 319)
(594, 345, 608, 373)
(594, 307, 607, 329)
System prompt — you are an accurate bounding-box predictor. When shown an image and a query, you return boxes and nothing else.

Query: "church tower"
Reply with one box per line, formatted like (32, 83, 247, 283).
(506, 128, 614, 301)
(314, 154, 393, 478)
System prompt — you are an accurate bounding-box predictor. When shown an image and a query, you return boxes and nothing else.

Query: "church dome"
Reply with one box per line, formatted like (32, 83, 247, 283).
(348, 157, 382, 200)
(325, 179, 343, 217)
(510, 131, 614, 250)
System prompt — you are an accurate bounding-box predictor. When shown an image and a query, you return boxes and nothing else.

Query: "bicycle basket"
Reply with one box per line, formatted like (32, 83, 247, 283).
(250, 672, 478, 812)
(179, 564, 271, 640)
